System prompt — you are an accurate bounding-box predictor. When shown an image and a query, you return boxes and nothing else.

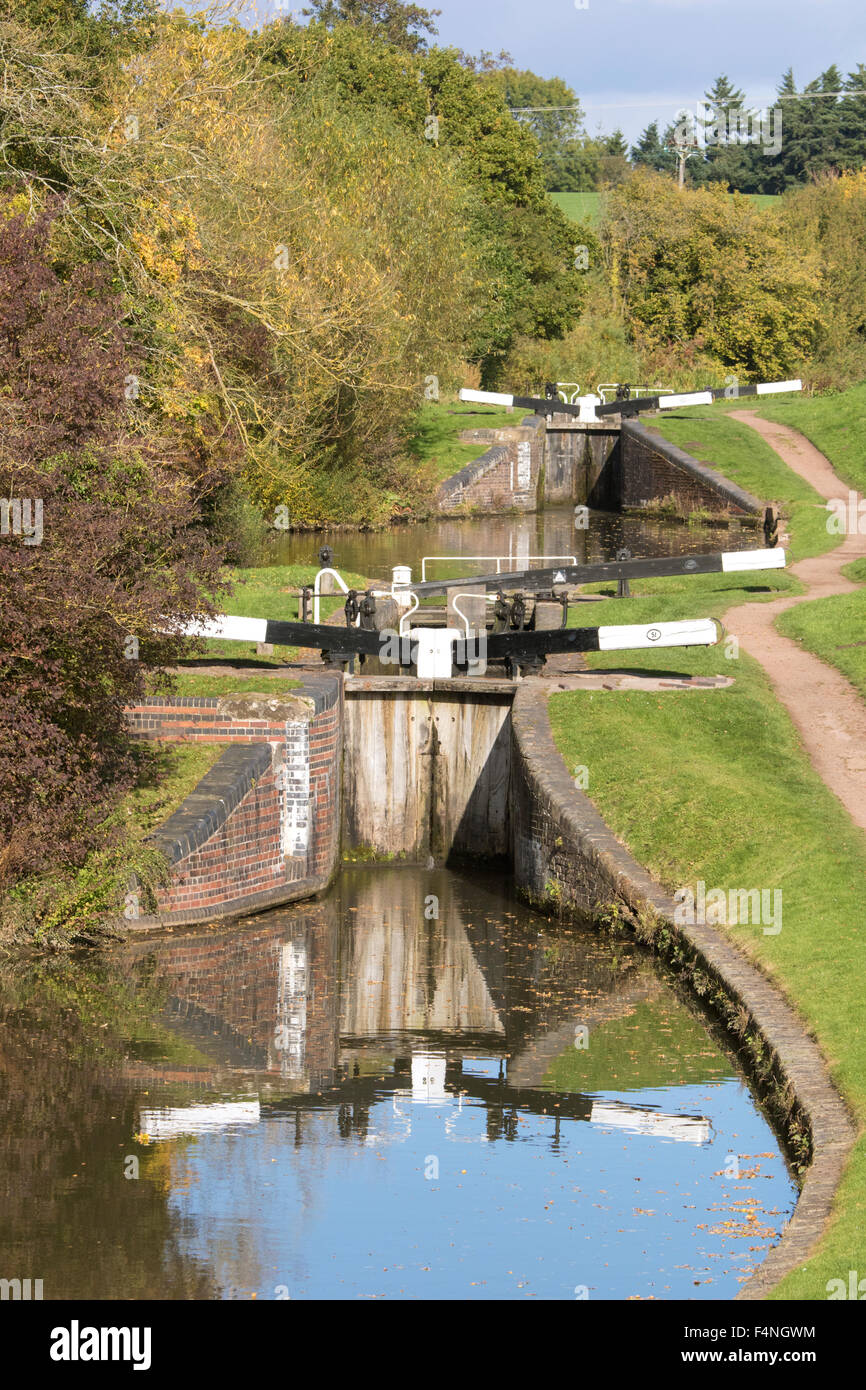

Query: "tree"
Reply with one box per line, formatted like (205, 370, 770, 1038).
(0, 0, 159, 64)
(0, 196, 223, 886)
(776, 66, 844, 186)
(698, 74, 765, 191)
(839, 65, 866, 169)
(630, 121, 677, 175)
(782, 170, 866, 386)
(487, 68, 590, 191)
(259, 22, 589, 382)
(300, 0, 440, 52)
(602, 170, 823, 377)
(595, 129, 630, 187)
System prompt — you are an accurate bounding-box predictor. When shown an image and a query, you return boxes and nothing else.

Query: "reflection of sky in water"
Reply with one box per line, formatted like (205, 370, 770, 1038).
(158, 1072, 794, 1301)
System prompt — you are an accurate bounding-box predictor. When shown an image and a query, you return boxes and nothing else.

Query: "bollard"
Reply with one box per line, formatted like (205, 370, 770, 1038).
(616, 548, 632, 598)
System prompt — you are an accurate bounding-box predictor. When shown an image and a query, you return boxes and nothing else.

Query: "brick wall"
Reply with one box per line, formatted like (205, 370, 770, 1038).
(125, 675, 342, 929)
(620, 420, 763, 516)
(437, 416, 545, 513)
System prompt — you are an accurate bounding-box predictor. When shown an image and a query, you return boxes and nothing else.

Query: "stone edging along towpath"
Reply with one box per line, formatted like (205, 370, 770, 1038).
(510, 681, 856, 1301)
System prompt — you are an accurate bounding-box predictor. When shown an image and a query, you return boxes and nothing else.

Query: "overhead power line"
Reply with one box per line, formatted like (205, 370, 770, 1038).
(510, 90, 866, 116)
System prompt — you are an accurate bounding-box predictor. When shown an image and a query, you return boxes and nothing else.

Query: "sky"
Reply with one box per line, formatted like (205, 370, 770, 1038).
(433, 0, 865, 144)
(238, 0, 865, 146)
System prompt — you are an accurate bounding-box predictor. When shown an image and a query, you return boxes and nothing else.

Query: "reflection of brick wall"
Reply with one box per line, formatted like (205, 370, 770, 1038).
(621, 421, 763, 517)
(123, 905, 340, 1089)
(438, 416, 545, 514)
(124, 676, 342, 928)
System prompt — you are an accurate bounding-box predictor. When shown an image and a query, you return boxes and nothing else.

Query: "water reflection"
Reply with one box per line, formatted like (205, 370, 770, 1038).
(269, 508, 758, 583)
(0, 867, 796, 1300)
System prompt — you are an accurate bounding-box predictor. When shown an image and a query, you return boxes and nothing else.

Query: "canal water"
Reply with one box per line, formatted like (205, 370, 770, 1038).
(270, 507, 759, 585)
(0, 866, 796, 1300)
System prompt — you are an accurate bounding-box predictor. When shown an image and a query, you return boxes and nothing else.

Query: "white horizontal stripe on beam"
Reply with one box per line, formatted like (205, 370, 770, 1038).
(597, 618, 717, 651)
(721, 547, 787, 572)
(459, 388, 515, 407)
(658, 392, 714, 409)
(756, 380, 802, 395)
(180, 615, 268, 643)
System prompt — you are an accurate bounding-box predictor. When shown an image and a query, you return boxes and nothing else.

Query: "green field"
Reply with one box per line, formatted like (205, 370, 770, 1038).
(548, 387, 866, 1300)
(550, 190, 780, 226)
(550, 191, 603, 226)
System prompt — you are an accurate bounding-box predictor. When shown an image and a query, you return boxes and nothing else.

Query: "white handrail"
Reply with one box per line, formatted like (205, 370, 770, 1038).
(313, 567, 353, 625)
(555, 381, 582, 404)
(398, 591, 419, 637)
(451, 592, 496, 638)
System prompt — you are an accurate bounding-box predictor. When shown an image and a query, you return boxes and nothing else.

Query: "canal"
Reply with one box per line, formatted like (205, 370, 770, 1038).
(0, 866, 796, 1300)
(269, 507, 759, 583)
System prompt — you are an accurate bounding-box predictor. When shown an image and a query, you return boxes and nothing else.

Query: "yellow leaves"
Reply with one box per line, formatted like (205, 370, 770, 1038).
(0, 190, 35, 222)
(130, 195, 203, 285)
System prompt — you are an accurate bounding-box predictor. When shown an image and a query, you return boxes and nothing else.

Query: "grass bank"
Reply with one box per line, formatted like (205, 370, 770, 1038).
(644, 400, 837, 563)
(721, 381, 866, 496)
(407, 399, 525, 483)
(776, 556, 866, 699)
(549, 400, 866, 1299)
(707, 382, 866, 700)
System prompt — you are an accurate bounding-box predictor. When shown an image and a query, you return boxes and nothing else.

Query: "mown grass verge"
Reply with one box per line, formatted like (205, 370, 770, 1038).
(644, 402, 838, 563)
(709, 382, 866, 708)
(722, 381, 866, 496)
(549, 401, 866, 1299)
(407, 398, 527, 483)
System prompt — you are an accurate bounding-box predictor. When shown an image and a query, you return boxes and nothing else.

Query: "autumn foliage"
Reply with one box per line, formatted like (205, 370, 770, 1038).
(0, 198, 222, 886)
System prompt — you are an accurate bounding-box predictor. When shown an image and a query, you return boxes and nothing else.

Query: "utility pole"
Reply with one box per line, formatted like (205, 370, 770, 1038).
(668, 109, 698, 187)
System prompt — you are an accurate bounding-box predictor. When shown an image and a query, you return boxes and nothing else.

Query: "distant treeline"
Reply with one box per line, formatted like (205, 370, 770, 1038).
(499, 67, 866, 194)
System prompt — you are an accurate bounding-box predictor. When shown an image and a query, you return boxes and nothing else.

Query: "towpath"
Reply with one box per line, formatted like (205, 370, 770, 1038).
(724, 412, 866, 831)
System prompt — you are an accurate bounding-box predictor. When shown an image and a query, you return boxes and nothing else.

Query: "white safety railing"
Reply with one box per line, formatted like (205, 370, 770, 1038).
(398, 590, 419, 637)
(420, 555, 577, 582)
(451, 592, 496, 638)
(314, 567, 354, 626)
(555, 382, 582, 404)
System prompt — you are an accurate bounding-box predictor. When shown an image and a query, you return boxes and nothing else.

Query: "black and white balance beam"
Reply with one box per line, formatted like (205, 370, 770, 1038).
(175, 615, 721, 675)
(405, 546, 787, 598)
(459, 380, 802, 421)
